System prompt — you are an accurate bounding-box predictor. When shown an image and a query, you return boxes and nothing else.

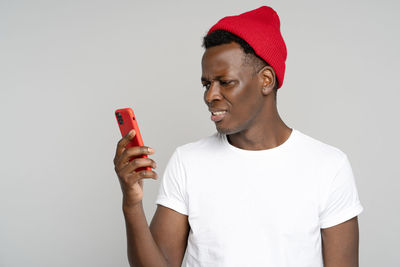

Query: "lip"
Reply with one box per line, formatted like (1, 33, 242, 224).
(210, 110, 227, 122)
(209, 108, 228, 113)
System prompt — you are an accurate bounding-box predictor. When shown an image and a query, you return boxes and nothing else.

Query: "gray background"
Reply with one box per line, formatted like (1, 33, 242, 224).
(0, 0, 399, 266)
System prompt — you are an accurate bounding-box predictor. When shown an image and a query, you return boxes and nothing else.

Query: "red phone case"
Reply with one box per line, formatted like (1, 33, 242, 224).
(115, 107, 151, 172)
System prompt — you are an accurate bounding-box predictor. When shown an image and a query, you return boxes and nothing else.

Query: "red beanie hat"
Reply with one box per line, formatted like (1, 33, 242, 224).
(207, 6, 287, 89)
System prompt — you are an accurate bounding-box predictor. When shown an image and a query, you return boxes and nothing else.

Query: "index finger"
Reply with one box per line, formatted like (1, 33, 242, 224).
(114, 129, 135, 164)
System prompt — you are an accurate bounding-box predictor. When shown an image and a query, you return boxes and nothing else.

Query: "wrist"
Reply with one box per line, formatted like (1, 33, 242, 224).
(122, 198, 142, 213)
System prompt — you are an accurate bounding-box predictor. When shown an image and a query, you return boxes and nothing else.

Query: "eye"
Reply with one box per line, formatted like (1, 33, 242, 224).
(220, 80, 233, 87)
(202, 83, 211, 90)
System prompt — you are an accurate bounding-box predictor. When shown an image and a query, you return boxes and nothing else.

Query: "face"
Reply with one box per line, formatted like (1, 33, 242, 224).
(201, 42, 265, 135)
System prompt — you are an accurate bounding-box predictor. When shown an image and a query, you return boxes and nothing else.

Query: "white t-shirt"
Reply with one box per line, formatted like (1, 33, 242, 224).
(155, 128, 363, 267)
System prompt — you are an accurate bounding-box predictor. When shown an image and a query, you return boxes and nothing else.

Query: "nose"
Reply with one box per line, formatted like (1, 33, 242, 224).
(204, 81, 222, 105)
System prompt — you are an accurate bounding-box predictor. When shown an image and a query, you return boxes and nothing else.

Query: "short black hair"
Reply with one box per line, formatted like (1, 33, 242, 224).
(201, 29, 278, 97)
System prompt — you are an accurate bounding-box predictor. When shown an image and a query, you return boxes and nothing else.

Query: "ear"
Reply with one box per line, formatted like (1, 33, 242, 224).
(258, 66, 276, 96)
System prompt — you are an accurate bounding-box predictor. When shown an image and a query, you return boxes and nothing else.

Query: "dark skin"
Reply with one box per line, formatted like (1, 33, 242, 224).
(201, 42, 292, 150)
(114, 130, 189, 267)
(115, 41, 359, 267)
(321, 217, 360, 267)
(201, 42, 360, 266)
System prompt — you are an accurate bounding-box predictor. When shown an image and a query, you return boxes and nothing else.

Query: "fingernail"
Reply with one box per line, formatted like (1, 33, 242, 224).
(129, 129, 135, 136)
(148, 147, 154, 153)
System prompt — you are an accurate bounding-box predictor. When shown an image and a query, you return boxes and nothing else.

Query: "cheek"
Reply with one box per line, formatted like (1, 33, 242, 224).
(230, 85, 260, 115)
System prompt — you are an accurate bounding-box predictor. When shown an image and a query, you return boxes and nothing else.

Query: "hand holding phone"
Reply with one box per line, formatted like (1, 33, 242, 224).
(115, 108, 152, 171)
(113, 107, 158, 207)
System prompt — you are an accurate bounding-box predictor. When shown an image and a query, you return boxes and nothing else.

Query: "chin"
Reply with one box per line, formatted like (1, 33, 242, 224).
(215, 124, 240, 135)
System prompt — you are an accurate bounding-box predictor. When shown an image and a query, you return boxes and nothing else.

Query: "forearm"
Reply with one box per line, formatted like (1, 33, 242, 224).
(123, 200, 169, 267)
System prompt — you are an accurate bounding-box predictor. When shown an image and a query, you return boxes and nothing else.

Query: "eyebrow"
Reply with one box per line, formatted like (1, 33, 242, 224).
(201, 75, 226, 82)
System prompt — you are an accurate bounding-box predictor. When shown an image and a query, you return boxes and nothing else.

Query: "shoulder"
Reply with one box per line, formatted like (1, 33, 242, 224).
(293, 129, 348, 171)
(173, 132, 221, 159)
(176, 132, 220, 152)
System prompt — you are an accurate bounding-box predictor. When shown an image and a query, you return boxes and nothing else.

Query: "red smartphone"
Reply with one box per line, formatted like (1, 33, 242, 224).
(115, 107, 151, 172)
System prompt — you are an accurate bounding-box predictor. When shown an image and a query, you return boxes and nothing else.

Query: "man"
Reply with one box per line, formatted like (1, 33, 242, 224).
(113, 6, 363, 267)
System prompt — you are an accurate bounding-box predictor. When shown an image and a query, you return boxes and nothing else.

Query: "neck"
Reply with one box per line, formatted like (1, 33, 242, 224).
(227, 101, 292, 151)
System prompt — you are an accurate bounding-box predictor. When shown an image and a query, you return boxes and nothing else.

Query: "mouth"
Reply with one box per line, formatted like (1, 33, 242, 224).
(210, 110, 227, 122)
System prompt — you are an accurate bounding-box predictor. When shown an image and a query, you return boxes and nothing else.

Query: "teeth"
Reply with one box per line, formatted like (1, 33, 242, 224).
(212, 111, 226, 115)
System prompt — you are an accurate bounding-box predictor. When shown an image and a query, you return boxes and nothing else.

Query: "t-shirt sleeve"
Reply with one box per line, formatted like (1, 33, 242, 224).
(319, 154, 364, 229)
(155, 147, 188, 215)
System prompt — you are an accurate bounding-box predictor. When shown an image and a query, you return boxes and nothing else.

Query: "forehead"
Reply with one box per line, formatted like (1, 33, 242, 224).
(201, 43, 246, 78)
